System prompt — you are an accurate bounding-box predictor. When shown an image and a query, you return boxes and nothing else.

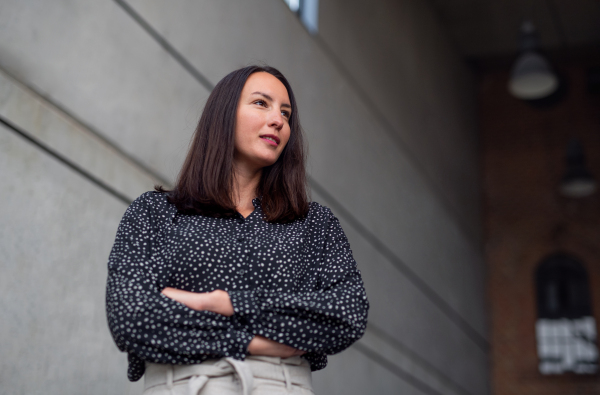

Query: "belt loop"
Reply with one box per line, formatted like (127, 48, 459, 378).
(224, 357, 254, 395)
(282, 363, 292, 392)
(187, 374, 210, 395)
(166, 365, 174, 390)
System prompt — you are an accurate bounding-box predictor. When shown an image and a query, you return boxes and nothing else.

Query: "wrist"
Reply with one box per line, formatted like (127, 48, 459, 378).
(212, 289, 228, 311)
(202, 290, 220, 312)
(192, 292, 208, 311)
(211, 289, 234, 316)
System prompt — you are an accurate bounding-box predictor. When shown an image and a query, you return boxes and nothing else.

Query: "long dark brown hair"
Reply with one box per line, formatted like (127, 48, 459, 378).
(157, 65, 309, 223)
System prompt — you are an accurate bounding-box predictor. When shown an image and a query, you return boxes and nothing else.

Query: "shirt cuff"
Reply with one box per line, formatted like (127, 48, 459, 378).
(227, 329, 255, 359)
(228, 290, 260, 322)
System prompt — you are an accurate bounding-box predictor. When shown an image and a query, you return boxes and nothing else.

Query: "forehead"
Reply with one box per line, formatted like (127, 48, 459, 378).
(242, 72, 290, 102)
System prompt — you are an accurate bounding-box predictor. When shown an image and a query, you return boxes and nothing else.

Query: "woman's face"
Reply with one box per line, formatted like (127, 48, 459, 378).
(233, 72, 292, 172)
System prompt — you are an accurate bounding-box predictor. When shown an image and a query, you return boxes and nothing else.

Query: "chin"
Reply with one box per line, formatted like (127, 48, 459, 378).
(256, 152, 282, 166)
(259, 160, 279, 169)
(257, 156, 281, 168)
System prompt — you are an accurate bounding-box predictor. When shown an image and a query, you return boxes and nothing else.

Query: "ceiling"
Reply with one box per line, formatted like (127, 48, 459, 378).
(430, 0, 600, 59)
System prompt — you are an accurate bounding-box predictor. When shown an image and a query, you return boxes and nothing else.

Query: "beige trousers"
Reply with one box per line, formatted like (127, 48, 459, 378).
(143, 356, 314, 395)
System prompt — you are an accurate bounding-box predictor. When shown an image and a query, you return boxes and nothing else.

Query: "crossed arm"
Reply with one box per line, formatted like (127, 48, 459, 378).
(161, 287, 305, 358)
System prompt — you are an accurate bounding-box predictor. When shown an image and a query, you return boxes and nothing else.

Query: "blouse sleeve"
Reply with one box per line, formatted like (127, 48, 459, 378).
(228, 208, 369, 355)
(105, 193, 254, 380)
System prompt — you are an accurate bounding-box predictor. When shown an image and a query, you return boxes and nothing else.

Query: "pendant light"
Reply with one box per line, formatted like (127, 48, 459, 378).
(508, 20, 559, 100)
(559, 139, 597, 198)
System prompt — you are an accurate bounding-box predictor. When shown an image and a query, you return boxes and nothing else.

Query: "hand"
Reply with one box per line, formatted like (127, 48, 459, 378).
(161, 288, 234, 316)
(247, 335, 306, 358)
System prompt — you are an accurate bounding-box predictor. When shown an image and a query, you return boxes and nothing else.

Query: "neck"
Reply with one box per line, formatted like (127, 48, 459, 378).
(232, 164, 262, 215)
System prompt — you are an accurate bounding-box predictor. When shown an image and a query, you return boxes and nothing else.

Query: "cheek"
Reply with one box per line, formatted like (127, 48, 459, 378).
(234, 127, 255, 154)
(235, 111, 260, 139)
(280, 127, 292, 148)
(232, 127, 245, 151)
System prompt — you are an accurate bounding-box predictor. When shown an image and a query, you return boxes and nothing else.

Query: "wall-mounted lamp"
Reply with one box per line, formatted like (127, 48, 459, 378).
(560, 139, 597, 198)
(508, 20, 559, 100)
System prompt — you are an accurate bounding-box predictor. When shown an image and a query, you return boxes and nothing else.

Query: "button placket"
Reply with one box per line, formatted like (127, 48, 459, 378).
(235, 216, 251, 283)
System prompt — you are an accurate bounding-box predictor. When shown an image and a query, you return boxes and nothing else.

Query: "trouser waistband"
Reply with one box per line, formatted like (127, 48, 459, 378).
(144, 355, 312, 395)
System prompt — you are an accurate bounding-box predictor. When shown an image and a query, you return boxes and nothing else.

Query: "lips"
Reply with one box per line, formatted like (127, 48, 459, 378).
(260, 134, 280, 146)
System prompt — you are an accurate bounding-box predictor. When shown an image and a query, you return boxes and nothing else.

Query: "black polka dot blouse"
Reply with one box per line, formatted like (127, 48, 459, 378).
(106, 191, 369, 381)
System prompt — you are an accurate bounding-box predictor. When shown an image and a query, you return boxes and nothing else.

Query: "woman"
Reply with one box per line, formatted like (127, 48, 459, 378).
(106, 65, 369, 394)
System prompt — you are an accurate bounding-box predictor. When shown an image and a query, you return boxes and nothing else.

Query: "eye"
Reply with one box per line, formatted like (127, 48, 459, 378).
(253, 99, 266, 106)
(281, 110, 291, 119)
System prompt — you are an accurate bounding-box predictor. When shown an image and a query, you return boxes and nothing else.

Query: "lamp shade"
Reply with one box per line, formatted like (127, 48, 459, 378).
(559, 139, 597, 198)
(508, 51, 559, 99)
(560, 175, 597, 198)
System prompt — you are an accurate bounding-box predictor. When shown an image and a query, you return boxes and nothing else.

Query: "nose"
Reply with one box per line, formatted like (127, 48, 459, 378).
(268, 109, 284, 130)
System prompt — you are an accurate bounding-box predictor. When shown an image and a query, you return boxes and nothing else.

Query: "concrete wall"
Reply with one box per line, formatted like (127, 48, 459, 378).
(0, 1, 487, 394)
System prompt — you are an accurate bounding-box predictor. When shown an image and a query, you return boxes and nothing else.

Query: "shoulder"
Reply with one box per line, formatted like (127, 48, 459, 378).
(124, 191, 177, 224)
(306, 201, 332, 218)
(305, 201, 340, 227)
(304, 202, 353, 253)
(132, 191, 170, 208)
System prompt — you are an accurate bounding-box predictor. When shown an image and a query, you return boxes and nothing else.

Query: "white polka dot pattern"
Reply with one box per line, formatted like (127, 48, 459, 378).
(106, 191, 369, 381)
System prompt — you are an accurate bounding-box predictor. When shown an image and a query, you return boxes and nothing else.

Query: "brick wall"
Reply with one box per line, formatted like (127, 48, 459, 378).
(481, 61, 600, 395)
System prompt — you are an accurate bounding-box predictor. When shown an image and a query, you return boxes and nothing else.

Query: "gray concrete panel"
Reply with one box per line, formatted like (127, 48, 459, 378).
(305, 82, 487, 340)
(347, 223, 487, 395)
(123, 0, 316, 88)
(318, 0, 482, 239)
(357, 329, 472, 395)
(0, 125, 142, 394)
(314, 188, 488, 395)
(0, 68, 161, 202)
(0, 0, 209, 184)
(313, 347, 428, 395)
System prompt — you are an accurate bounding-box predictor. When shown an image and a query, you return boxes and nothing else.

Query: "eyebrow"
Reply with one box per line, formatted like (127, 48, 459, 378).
(251, 91, 291, 109)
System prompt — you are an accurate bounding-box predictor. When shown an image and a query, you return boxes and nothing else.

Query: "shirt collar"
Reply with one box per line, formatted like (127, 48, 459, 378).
(252, 196, 263, 208)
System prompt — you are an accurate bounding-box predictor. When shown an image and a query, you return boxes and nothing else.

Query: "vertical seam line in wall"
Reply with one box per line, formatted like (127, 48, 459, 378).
(0, 116, 132, 206)
(352, 342, 447, 395)
(114, 0, 488, 353)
